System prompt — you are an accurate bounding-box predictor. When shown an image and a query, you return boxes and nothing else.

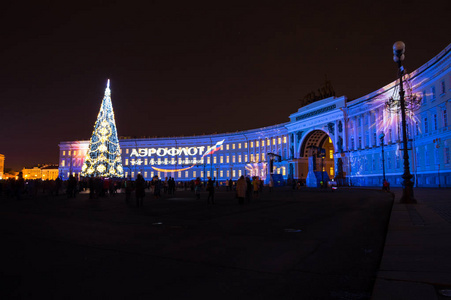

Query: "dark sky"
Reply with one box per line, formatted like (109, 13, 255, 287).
(1, 0, 450, 170)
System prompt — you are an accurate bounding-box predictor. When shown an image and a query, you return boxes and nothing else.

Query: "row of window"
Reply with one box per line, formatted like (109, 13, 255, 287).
(349, 110, 448, 150)
(421, 110, 448, 134)
(422, 79, 448, 105)
(122, 166, 287, 180)
(124, 153, 272, 166)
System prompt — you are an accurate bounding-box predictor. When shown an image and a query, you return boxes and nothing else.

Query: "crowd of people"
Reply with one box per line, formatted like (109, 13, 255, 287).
(0, 173, 271, 207)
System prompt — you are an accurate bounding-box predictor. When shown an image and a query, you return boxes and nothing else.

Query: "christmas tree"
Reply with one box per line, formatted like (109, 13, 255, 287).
(81, 80, 124, 178)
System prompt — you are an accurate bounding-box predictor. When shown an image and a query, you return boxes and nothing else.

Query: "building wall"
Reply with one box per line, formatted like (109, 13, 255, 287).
(59, 125, 290, 183)
(59, 44, 451, 187)
(0, 154, 4, 179)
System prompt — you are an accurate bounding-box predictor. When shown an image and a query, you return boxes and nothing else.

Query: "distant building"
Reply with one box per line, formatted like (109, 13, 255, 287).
(0, 154, 4, 179)
(22, 165, 59, 181)
(41, 165, 60, 180)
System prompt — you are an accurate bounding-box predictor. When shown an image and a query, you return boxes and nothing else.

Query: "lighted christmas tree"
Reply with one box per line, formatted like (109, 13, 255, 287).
(81, 80, 124, 178)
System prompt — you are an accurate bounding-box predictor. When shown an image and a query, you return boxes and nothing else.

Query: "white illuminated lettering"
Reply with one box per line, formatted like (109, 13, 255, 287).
(138, 148, 148, 156)
(180, 148, 189, 155)
(198, 146, 205, 155)
(157, 148, 167, 156)
(149, 148, 157, 156)
(130, 149, 139, 157)
(188, 147, 197, 155)
(168, 148, 178, 156)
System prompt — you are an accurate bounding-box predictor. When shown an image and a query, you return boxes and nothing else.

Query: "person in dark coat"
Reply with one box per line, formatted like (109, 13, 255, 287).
(153, 176, 161, 199)
(245, 176, 252, 203)
(206, 177, 215, 205)
(135, 174, 146, 207)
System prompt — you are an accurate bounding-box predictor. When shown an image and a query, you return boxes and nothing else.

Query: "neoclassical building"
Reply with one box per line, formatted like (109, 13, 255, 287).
(59, 44, 451, 187)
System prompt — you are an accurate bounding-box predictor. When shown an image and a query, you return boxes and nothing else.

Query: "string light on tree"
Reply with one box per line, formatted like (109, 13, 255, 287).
(81, 80, 124, 178)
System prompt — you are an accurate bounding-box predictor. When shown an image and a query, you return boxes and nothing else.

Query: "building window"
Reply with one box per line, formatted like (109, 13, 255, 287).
(278, 137, 281, 144)
(424, 118, 429, 133)
(238, 155, 242, 163)
(226, 144, 230, 150)
(238, 143, 241, 149)
(250, 154, 254, 162)
(273, 138, 276, 145)
(244, 143, 247, 149)
(373, 132, 377, 145)
(445, 147, 450, 164)
(220, 170, 223, 177)
(232, 156, 236, 163)
(389, 129, 392, 142)
(232, 170, 236, 178)
(358, 137, 362, 149)
(267, 139, 270, 146)
(220, 156, 223, 163)
(329, 167, 334, 176)
(329, 150, 333, 159)
(256, 141, 259, 147)
(68, 151, 71, 156)
(250, 141, 253, 148)
(422, 90, 427, 105)
(185, 171, 188, 178)
(351, 137, 355, 150)
(213, 156, 217, 164)
(232, 144, 235, 149)
(387, 156, 391, 169)
(62, 151, 66, 156)
(131, 172, 135, 178)
(126, 149, 129, 154)
(444, 110, 448, 127)
(396, 155, 400, 168)
(207, 157, 210, 164)
(245, 155, 248, 162)
(151, 172, 154, 178)
(226, 156, 230, 163)
(283, 136, 287, 143)
(207, 171, 210, 177)
(125, 159, 128, 165)
(431, 86, 436, 100)
(416, 122, 420, 135)
(441, 81, 446, 94)
(193, 171, 196, 178)
(238, 170, 242, 177)
(61, 160, 65, 167)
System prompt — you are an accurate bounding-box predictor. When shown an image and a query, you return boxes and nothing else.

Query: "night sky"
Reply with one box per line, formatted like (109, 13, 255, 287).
(1, 0, 450, 171)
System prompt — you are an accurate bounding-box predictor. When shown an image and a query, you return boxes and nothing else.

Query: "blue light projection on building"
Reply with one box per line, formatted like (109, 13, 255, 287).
(59, 44, 451, 187)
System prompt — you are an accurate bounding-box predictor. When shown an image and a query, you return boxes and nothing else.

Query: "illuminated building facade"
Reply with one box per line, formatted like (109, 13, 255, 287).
(22, 165, 59, 181)
(59, 44, 451, 187)
(0, 154, 4, 179)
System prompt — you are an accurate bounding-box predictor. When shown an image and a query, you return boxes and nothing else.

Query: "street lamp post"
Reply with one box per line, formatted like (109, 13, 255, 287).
(393, 41, 416, 203)
(379, 132, 386, 187)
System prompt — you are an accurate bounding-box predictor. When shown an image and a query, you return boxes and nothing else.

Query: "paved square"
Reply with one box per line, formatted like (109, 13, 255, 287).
(0, 187, 393, 299)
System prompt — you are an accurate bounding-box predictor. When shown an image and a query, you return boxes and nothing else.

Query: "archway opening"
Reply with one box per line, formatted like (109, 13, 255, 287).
(297, 130, 335, 187)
